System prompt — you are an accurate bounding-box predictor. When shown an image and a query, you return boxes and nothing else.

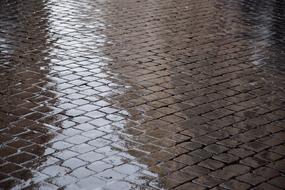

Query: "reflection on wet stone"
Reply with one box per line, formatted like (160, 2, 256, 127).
(1, 0, 285, 189)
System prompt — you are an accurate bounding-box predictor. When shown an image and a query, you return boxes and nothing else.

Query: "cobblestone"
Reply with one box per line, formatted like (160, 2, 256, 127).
(0, 0, 285, 189)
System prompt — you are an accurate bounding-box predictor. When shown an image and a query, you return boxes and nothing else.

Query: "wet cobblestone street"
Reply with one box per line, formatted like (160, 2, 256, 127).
(0, 0, 285, 189)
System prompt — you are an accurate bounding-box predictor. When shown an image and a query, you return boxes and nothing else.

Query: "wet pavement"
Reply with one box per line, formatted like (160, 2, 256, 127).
(0, 0, 285, 189)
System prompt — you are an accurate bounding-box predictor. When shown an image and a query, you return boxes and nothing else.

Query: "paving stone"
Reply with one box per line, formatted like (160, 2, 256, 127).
(6, 152, 36, 164)
(204, 144, 228, 154)
(268, 159, 285, 173)
(74, 123, 95, 131)
(210, 164, 250, 180)
(237, 173, 266, 185)
(189, 149, 213, 159)
(212, 153, 239, 164)
(62, 158, 87, 170)
(51, 175, 77, 187)
(41, 165, 70, 177)
(103, 181, 133, 190)
(103, 155, 126, 166)
(51, 141, 73, 150)
(181, 165, 211, 177)
(268, 176, 285, 189)
(198, 159, 225, 170)
(167, 170, 194, 184)
(255, 151, 282, 162)
(77, 151, 105, 162)
(71, 167, 94, 179)
(193, 175, 224, 188)
(270, 145, 285, 156)
(54, 150, 78, 160)
(64, 135, 90, 145)
(0, 146, 17, 158)
(174, 154, 203, 165)
(240, 157, 269, 168)
(76, 176, 105, 190)
(228, 148, 255, 158)
(175, 182, 206, 190)
(97, 169, 127, 181)
(253, 167, 280, 179)
(220, 179, 251, 190)
(11, 169, 33, 181)
(242, 141, 269, 152)
(87, 161, 112, 173)
(113, 164, 141, 175)
(178, 142, 203, 151)
(70, 144, 96, 154)
(253, 183, 282, 190)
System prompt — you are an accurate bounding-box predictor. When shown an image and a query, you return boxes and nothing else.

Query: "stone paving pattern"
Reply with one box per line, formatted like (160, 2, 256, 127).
(0, 0, 285, 189)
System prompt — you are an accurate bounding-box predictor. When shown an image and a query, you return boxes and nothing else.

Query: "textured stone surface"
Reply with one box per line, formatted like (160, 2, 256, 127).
(0, 0, 285, 189)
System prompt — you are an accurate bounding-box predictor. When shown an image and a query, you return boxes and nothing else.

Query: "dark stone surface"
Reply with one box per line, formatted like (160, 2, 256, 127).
(0, 0, 284, 189)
